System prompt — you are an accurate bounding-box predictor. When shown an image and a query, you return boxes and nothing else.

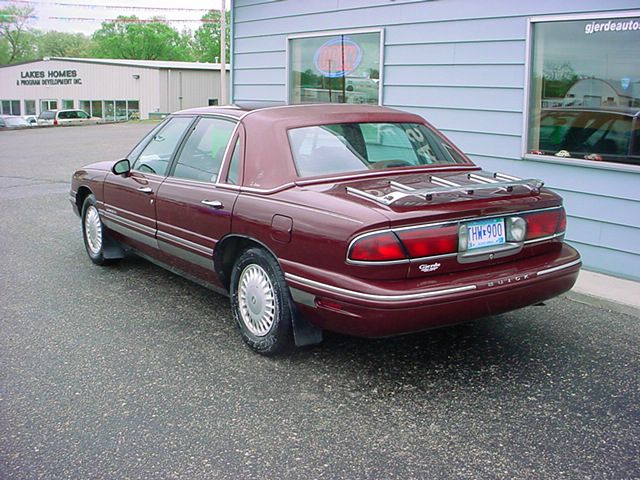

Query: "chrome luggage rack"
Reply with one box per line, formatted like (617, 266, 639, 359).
(346, 172, 545, 206)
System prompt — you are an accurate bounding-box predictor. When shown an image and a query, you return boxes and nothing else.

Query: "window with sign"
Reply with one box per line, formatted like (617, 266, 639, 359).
(288, 30, 382, 105)
(527, 15, 640, 167)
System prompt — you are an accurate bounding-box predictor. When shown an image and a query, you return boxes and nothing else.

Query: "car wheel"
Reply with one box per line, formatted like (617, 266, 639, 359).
(230, 247, 294, 355)
(81, 194, 112, 266)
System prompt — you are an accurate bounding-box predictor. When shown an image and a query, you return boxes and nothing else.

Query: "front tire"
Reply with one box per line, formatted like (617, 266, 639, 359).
(230, 248, 294, 355)
(81, 194, 113, 266)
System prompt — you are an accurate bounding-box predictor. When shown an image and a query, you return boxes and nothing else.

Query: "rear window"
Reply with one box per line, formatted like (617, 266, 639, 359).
(288, 122, 468, 178)
(39, 111, 55, 120)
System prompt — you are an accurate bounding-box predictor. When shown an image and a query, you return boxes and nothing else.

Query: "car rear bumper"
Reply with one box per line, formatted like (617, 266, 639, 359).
(284, 244, 581, 337)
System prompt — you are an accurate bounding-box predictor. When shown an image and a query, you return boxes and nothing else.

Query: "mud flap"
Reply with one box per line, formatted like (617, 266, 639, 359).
(292, 309, 323, 347)
(102, 234, 126, 260)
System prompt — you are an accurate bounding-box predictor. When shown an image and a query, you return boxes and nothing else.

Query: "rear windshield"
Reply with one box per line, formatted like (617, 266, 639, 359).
(288, 122, 468, 177)
(39, 111, 55, 120)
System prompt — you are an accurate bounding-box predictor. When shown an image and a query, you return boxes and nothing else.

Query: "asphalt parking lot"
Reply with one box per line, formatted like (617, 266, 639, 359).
(1, 123, 639, 480)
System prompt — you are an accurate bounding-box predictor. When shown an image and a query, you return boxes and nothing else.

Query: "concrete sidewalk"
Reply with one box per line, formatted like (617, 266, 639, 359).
(571, 269, 640, 312)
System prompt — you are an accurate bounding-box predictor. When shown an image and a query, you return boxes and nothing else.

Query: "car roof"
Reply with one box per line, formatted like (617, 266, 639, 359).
(172, 103, 421, 124)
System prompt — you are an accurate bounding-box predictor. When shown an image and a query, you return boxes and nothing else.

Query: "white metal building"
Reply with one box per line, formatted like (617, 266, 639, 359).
(0, 57, 228, 120)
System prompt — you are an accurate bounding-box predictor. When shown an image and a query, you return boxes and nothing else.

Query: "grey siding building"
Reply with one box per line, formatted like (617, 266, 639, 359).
(230, 0, 640, 281)
(0, 57, 228, 120)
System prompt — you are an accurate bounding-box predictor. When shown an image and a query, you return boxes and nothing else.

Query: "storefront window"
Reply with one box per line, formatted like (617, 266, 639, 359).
(288, 30, 382, 105)
(40, 99, 57, 112)
(91, 100, 102, 118)
(0, 100, 20, 115)
(79, 100, 91, 116)
(24, 100, 35, 115)
(527, 16, 640, 167)
(127, 100, 140, 120)
(104, 100, 115, 121)
(62, 99, 74, 109)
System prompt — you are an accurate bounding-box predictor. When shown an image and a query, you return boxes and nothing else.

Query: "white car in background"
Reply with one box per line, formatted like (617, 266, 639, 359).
(37, 109, 100, 126)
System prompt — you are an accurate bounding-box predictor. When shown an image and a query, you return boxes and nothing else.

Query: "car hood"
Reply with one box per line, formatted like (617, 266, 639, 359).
(81, 160, 116, 172)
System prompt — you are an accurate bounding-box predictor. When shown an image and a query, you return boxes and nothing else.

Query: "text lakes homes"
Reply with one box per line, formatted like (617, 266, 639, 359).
(0, 57, 228, 120)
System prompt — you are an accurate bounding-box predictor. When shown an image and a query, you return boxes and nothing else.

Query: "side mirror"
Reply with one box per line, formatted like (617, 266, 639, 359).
(112, 158, 131, 176)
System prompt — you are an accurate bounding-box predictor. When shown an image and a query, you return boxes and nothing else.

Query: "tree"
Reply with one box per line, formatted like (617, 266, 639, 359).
(36, 31, 93, 58)
(193, 10, 230, 63)
(91, 16, 194, 61)
(0, 5, 37, 63)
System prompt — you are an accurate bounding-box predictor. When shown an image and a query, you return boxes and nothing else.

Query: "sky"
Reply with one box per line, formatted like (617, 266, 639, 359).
(3, 0, 227, 35)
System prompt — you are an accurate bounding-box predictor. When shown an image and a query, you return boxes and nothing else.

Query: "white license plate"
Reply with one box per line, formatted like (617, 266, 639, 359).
(466, 218, 506, 250)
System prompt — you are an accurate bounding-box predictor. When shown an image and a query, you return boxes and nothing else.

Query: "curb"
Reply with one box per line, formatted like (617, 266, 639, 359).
(569, 269, 640, 312)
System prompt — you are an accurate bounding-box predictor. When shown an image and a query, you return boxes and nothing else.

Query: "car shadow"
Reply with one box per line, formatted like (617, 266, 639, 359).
(112, 254, 578, 394)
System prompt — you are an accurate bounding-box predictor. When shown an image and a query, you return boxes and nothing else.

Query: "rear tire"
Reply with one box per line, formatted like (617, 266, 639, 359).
(81, 194, 114, 266)
(230, 248, 294, 355)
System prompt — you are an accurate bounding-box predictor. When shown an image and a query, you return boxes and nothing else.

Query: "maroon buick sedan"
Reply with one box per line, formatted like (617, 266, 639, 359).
(70, 104, 581, 355)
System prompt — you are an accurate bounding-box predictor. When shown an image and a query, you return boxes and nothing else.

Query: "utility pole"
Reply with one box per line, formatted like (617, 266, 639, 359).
(220, 0, 228, 105)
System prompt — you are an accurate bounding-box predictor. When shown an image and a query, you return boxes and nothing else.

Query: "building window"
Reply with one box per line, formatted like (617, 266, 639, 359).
(0, 100, 21, 115)
(127, 100, 139, 120)
(40, 99, 57, 112)
(288, 29, 382, 105)
(91, 100, 102, 118)
(24, 100, 35, 115)
(527, 14, 640, 167)
(62, 99, 74, 109)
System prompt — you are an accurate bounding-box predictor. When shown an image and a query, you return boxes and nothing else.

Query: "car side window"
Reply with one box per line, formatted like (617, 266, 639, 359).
(172, 117, 235, 183)
(132, 117, 193, 176)
(226, 138, 241, 185)
(78, 111, 89, 119)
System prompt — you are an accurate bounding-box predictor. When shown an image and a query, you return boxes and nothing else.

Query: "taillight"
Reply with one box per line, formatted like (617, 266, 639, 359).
(396, 225, 458, 257)
(525, 208, 565, 240)
(53, 118, 58, 125)
(349, 232, 406, 262)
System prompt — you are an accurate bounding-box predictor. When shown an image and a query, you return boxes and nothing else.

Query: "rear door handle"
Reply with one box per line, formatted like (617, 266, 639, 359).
(201, 199, 223, 209)
(137, 186, 153, 194)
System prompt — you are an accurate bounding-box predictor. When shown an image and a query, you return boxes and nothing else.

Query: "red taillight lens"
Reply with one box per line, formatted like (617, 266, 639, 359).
(525, 208, 565, 240)
(396, 225, 458, 257)
(349, 232, 406, 262)
(53, 118, 58, 125)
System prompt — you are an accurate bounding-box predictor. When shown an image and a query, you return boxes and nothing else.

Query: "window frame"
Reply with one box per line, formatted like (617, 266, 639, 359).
(286, 27, 385, 106)
(523, 11, 640, 173)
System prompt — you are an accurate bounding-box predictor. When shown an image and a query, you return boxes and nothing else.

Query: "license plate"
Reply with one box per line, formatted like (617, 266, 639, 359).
(466, 218, 506, 250)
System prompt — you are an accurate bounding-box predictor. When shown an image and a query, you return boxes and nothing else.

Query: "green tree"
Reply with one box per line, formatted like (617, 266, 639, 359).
(91, 16, 194, 61)
(36, 31, 93, 58)
(0, 5, 37, 64)
(193, 10, 230, 63)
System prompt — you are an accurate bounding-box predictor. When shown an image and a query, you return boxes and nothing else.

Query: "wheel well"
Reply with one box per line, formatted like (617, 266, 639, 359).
(214, 236, 268, 290)
(76, 186, 93, 213)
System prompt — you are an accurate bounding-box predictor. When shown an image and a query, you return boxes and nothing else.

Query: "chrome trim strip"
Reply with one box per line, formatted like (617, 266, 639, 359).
(536, 259, 581, 276)
(105, 219, 157, 248)
(157, 239, 213, 270)
(285, 273, 476, 303)
(156, 230, 213, 256)
(102, 211, 156, 236)
(524, 232, 565, 245)
(103, 204, 155, 224)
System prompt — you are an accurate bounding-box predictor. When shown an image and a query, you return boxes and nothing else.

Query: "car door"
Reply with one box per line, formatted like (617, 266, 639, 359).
(154, 116, 240, 277)
(101, 116, 194, 252)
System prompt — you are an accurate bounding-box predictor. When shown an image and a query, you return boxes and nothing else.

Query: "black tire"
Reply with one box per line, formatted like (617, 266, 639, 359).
(81, 194, 113, 266)
(229, 247, 294, 355)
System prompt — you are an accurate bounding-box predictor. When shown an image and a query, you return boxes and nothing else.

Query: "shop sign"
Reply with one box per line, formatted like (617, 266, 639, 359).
(17, 69, 83, 86)
(313, 37, 362, 78)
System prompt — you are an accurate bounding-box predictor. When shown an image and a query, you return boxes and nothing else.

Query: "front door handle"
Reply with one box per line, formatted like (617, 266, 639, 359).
(137, 186, 153, 194)
(201, 199, 223, 209)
